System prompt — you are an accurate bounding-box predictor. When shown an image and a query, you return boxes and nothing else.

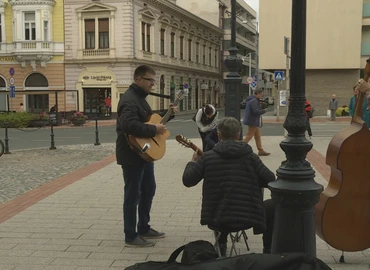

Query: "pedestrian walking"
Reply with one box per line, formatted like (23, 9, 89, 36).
(243, 89, 270, 156)
(305, 100, 313, 139)
(329, 94, 338, 121)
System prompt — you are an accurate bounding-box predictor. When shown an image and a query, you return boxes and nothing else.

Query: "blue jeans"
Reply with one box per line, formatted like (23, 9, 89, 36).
(122, 162, 156, 242)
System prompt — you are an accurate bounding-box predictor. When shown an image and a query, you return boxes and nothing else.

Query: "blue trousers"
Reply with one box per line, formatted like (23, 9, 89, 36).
(122, 162, 156, 242)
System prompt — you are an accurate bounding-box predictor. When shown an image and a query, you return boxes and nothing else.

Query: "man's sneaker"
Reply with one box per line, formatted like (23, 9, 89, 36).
(125, 236, 155, 247)
(139, 228, 165, 239)
(258, 151, 271, 156)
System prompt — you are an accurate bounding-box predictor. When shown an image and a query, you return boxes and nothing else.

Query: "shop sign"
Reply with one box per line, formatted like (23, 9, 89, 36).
(82, 75, 112, 82)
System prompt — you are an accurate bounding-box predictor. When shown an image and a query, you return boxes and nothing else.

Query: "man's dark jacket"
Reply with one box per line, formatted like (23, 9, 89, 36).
(116, 83, 171, 167)
(243, 96, 265, 127)
(182, 140, 275, 233)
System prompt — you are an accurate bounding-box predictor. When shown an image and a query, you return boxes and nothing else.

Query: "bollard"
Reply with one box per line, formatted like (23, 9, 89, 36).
(4, 121, 10, 154)
(94, 117, 101, 146)
(49, 121, 56, 150)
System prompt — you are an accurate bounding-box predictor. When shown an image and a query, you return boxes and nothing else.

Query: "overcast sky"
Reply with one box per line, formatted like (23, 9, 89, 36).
(244, 0, 259, 19)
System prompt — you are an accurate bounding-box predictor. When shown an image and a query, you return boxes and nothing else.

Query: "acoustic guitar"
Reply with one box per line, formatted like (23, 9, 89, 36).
(175, 134, 203, 156)
(315, 58, 370, 253)
(128, 90, 185, 162)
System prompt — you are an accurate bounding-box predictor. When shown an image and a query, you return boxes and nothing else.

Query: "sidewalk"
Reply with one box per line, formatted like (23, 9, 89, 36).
(0, 137, 367, 269)
(68, 110, 351, 128)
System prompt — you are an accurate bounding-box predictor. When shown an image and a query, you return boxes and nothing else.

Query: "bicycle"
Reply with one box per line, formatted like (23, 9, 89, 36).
(0, 139, 4, 157)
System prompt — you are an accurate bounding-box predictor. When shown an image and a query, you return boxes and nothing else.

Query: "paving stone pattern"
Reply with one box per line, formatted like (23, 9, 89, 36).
(0, 144, 115, 204)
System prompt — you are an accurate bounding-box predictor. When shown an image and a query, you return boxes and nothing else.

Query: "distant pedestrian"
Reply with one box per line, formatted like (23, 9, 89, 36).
(329, 94, 338, 121)
(105, 96, 111, 116)
(349, 83, 369, 127)
(243, 89, 270, 156)
(18, 103, 25, 112)
(305, 100, 313, 139)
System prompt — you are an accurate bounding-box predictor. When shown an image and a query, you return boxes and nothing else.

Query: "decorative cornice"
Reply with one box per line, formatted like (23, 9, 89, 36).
(0, 1, 7, 8)
(146, 0, 223, 35)
(9, 0, 55, 6)
(76, 2, 117, 13)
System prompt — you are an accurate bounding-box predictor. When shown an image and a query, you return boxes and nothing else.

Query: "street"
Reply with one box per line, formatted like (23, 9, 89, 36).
(1, 112, 350, 151)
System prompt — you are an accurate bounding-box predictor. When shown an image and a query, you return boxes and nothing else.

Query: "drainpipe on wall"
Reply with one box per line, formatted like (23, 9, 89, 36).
(132, 1, 136, 59)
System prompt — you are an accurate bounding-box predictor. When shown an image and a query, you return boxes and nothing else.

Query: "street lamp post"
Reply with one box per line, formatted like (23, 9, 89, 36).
(268, 0, 323, 257)
(224, 0, 243, 122)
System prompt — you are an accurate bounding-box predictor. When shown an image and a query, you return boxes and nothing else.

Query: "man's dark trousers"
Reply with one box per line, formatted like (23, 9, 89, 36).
(122, 162, 156, 242)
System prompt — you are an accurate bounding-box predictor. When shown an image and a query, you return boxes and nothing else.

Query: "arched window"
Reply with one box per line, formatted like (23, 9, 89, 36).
(0, 77, 6, 111)
(0, 77, 5, 87)
(25, 73, 48, 87)
(25, 73, 49, 113)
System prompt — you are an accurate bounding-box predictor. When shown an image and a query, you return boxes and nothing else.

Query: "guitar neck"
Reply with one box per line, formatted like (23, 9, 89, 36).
(190, 144, 203, 156)
(160, 98, 180, 124)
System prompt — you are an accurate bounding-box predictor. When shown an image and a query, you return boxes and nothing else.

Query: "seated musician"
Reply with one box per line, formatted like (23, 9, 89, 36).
(182, 117, 276, 255)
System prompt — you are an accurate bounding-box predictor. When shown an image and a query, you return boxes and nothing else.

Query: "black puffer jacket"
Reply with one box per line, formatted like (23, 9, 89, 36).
(182, 140, 275, 233)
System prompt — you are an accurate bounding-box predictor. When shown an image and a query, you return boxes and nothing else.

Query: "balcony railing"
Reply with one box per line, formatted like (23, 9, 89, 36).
(0, 41, 64, 55)
(13, 41, 53, 52)
(83, 49, 110, 57)
(77, 48, 115, 59)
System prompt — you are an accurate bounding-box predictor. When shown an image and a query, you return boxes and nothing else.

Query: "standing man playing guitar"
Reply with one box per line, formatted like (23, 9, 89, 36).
(116, 65, 178, 247)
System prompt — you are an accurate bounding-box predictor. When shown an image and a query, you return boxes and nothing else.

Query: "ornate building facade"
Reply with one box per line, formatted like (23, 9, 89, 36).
(64, 0, 223, 117)
(0, 0, 64, 113)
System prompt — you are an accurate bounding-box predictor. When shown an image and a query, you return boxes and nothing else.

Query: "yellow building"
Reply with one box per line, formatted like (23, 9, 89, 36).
(0, 0, 65, 113)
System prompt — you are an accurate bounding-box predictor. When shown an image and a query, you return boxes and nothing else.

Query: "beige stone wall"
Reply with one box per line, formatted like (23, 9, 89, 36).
(259, 0, 363, 70)
(305, 69, 360, 116)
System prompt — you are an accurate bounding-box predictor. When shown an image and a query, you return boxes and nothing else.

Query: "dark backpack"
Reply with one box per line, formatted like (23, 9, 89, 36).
(169, 240, 219, 264)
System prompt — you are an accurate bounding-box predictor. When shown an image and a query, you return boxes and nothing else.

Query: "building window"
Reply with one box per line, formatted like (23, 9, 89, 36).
(43, 21, 49, 41)
(196, 42, 199, 63)
(24, 12, 36, 41)
(203, 45, 206, 64)
(146, 23, 151, 52)
(180, 36, 184, 60)
(84, 19, 95, 49)
(215, 49, 218, 67)
(160, 28, 165, 55)
(98, 18, 109, 48)
(141, 22, 151, 52)
(141, 22, 145, 50)
(188, 39, 192, 61)
(171, 32, 175, 57)
(209, 47, 212, 66)
(0, 14, 2, 42)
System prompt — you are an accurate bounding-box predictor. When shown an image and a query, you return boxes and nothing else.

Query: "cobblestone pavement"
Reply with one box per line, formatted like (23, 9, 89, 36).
(0, 143, 115, 204)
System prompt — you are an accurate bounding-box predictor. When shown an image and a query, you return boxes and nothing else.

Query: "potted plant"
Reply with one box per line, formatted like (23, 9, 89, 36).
(69, 111, 88, 126)
(29, 112, 50, 127)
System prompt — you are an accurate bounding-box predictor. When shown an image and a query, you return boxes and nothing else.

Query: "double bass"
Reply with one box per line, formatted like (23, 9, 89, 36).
(315, 58, 370, 253)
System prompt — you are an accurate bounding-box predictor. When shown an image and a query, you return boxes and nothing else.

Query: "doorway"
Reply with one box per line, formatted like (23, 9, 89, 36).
(83, 88, 111, 117)
(28, 95, 49, 113)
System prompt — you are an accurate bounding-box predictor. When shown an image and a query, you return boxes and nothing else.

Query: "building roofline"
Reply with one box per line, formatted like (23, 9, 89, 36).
(151, 0, 224, 34)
